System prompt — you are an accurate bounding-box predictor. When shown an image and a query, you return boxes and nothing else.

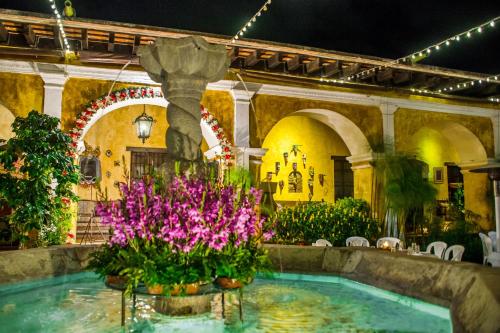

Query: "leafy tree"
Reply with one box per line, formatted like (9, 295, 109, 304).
(375, 154, 437, 243)
(0, 111, 79, 246)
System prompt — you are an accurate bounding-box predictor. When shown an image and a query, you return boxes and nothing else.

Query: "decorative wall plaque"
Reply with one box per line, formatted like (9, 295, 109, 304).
(288, 171, 303, 193)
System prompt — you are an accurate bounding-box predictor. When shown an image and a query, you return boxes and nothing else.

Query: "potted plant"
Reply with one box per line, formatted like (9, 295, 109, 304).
(0, 111, 79, 248)
(88, 243, 128, 288)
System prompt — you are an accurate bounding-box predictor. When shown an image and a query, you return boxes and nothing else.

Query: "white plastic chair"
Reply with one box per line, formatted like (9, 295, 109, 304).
(312, 239, 332, 247)
(346, 236, 370, 247)
(376, 237, 401, 249)
(479, 233, 494, 265)
(443, 245, 465, 261)
(422, 241, 448, 259)
(488, 231, 497, 252)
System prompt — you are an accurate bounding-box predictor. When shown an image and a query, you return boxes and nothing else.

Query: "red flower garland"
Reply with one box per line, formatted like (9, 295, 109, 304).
(68, 87, 233, 164)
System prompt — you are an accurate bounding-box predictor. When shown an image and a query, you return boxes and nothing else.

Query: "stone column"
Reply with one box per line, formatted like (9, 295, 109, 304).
(347, 153, 376, 207)
(460, 165, 494, 230)
(380, 103, 398, 153)
(138, 36, 229, 161)
(491, 113, 500, 159)
(231, 86, 260, 169)
(38, 64, 67, 120)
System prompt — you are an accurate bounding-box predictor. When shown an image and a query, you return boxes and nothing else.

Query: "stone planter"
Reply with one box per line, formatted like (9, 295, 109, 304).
(146, 283, 164, 295)
(215, 277, 243, 289)
(105, 275, 128, 289)
(169, 282, 200, 296)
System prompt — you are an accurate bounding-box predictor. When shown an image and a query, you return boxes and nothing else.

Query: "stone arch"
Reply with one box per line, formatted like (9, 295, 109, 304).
(405, 120, 487, 165)
(0, 102, 15, 141)
(291, 108, 372, 157)
(67, 87, 231, 160)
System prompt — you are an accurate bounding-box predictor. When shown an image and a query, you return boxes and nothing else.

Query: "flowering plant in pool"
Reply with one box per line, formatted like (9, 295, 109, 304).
(93, 176, 272, 294)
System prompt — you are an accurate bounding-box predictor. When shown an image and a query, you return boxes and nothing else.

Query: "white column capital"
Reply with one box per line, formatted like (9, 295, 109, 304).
(347, 152, 376, 170)
(37, 63, 67, 120)
(232, 147, 268, 169)
(230, 87, 257, 148)
(230, 88, 255, 102)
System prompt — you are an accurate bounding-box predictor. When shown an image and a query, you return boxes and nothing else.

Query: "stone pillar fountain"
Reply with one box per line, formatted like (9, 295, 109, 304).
(138, 36, 229, 162)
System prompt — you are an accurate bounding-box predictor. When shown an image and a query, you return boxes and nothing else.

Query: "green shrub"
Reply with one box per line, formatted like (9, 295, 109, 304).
(272, 197, 379, 246)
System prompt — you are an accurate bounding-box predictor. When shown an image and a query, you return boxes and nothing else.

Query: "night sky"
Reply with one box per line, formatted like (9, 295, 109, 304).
(2, 0, 500, 74)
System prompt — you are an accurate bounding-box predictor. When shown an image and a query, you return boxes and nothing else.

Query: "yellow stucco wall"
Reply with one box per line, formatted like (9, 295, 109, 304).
(402, 127, 460, 200)
(251, 94, 383, 150)
(353, 167, 374, 205)
(462, 171, 493, 230)
(201, 90, 234, 144)
(261, 116, 350, 203)
(394, 108, 494, 158)
(79, 104, 169, 200)
(0, 73, 44, 117)
(79, 104, 210, 200)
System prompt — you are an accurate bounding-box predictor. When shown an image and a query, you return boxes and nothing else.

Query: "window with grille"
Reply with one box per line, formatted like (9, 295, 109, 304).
(332, 156, 353, 200)
(128, 148, 169, 180)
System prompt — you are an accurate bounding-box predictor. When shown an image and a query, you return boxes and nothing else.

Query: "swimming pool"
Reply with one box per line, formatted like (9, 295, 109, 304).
(0, 272, 451, 332)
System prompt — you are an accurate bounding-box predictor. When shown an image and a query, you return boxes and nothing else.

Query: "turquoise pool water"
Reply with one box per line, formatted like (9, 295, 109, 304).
(0, 272, 451, 332)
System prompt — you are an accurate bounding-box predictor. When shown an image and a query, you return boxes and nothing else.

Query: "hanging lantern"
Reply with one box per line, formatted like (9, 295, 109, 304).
(133, 106, 154, 143)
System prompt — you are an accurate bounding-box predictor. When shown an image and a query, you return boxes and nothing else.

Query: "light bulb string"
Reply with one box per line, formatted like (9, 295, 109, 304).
(346, 16, 499, 80)
(437, 73, 500, 94)
(229, 0, 272, 44)
(48, 0, 71, 52)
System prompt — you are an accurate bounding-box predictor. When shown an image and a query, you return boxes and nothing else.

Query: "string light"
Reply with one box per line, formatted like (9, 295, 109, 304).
(48, 0, 71, 52)
(345, 16, 499, 80)
(435, 73, 500, 94)
(229, 0, 272, 44)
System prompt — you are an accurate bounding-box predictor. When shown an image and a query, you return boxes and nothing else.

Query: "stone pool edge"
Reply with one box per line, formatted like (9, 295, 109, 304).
(263, 244, 500, 333)
(1, 244, 498, 332)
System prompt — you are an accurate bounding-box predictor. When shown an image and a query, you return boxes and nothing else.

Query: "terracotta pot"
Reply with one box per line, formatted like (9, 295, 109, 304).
(169, 283, 200, 296)
(106, 275, 128, 288)
(215, 277, 244, 289)
(146, 284, 164, 295)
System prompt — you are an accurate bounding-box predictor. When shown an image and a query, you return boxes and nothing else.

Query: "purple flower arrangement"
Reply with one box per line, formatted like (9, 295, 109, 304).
(94, 176, 273, 293)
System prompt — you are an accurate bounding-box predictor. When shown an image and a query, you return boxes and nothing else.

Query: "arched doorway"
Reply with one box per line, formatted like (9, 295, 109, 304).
(261, 109, 372, 205)
(402, 121, 490, 228)
(70, 87, 232, 200)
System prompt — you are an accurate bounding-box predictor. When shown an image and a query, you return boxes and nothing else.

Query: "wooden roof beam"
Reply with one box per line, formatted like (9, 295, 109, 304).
(393, 71, 411, 84)
(266, 52, 281, 69)
(131, 35, 141, 55)
(0, 22, 8, 42)
(376, 68, 394, 83)
(81, 29, 88, 49)
(53, 25, 63, 49)
(22, 24, 35, 46)
(107, 32, 115, 53)
(322, 61, 341, 77)
(305, 58, 320, 74)
(244, 49, 260, 67)
(342, 63, 360, 77)
(286, 54, 301, 72)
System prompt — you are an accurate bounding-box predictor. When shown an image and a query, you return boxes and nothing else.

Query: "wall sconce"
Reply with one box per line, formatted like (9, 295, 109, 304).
(291, 144, 302, 157)
(308, 178, 314, 191)
(302, 153, 307, 168)
(266, 171, 273, 181)
(319, 174, 325, 186)
(308, 192, 313, 201)
(279, 180, 284, 194)
(283, 152, 289, 166)
(275, 161, 281, 175)
(309, 166, 315, 179)
(292, 162, 298, 171)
